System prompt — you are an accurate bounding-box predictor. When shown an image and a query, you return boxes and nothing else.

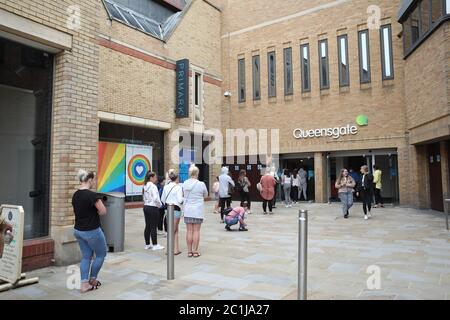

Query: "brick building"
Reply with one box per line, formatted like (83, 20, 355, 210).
(0, 0, 448, 269)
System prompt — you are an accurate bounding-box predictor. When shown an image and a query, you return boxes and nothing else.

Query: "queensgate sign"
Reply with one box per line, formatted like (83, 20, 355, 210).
(293, 115, 368, 140)
(293, 124, 358, 140)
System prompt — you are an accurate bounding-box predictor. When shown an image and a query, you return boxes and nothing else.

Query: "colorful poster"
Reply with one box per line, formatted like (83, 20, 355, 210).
(98, 142, 126, 193)
(126, 144, 153, 196)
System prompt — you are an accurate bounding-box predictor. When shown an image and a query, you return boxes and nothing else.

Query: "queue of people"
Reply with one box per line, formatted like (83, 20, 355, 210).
(71, 163, 384, 293)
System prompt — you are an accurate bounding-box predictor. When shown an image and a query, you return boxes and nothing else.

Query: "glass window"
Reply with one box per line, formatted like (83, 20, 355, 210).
(300, 44, 311, 92)
(252, 55, 261, 100)
(403, 17, 412, 53)
(193, 72, 202, 123)
(338, 35, 349, 87)
(421, 0, 431, 35)
(267, 51, 276, 98)
(431, 0, 443, 24)
(238, 58, 246, 102)
(284, 47, 293, 95)
(318, 40, 330, 89)
(411, 6, 420, 45)
(380, 25, 394, 80)
(0, 38, 54, 239)
(447, 0, 450, 14)
(358, 30, 371, 83)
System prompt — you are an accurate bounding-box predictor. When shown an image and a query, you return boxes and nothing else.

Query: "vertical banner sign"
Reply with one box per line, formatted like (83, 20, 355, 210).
(126, 144, 153, 196)
(98, 142, 126, 193)
(0, 205, 24, 284)
(176, 59, 190, 118)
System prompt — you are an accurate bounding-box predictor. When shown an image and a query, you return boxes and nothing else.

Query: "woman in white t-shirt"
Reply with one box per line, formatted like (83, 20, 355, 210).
(182, 165, 208, 258)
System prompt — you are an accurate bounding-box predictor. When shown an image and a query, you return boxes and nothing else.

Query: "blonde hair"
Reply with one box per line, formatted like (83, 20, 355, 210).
(77, 169, 94, 183)
(189, 165, 199, 178)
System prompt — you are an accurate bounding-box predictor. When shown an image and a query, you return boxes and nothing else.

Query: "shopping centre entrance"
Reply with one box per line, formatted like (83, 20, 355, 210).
(327, 150, 399, 204)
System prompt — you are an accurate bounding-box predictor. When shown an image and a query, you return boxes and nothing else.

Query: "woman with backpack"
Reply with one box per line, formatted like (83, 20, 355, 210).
(238, 170, 252, 214)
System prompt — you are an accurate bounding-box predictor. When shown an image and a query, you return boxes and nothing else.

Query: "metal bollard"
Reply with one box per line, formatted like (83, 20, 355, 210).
(167, 205, 175, 280)
(298, 209, 308, 300)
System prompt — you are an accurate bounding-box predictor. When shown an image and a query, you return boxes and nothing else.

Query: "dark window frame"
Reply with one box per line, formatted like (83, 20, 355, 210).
(252, 55, 261, 101)
(337, 34, 350, 87)
(300, 43, 311, 93)
(401, 0, 449, 58)
(267, 51, 277, 98)
(318, 39, 330, 90)
(238, 58, 246, 103)
(380, 24, 394, 80)
(283, 47, 293, 96)
(358, 29, 371, 84)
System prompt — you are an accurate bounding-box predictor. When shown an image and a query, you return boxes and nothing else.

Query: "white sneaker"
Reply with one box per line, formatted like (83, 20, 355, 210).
(364, 215, 368, 220)
(157, 230, 164, 235)
(145, 245, 152, 250)
(152, 244, 165, 251)
(368, 212, 372, 218)
(286, 205, 289, 208)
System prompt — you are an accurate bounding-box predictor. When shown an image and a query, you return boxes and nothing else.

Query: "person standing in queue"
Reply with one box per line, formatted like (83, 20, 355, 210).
(218, 167, 235, 223)
(183, 165, 208, 258)
(282, 169, 293, 208)
(291, 169, 300, 205)
(298, 167, 308, 201)
(237, 170, 252, 214)
(161, 170, 184, 255)
(72, 169, 107, 293)
(356, 165, 373, 220)
(260, 168, 277, 215)
(335, 168, 356, 219)
(143, 171, 164, 251)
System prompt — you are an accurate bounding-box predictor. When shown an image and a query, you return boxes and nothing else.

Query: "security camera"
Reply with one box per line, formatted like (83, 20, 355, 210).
(224, 91, 232, 97)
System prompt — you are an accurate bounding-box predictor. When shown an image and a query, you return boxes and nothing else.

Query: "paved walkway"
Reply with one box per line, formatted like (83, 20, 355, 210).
(1, 202, 450, 300)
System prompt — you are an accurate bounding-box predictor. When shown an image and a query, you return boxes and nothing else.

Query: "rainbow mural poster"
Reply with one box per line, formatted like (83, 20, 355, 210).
(98, 142, 126, 193)
(126, 144, 153, 196)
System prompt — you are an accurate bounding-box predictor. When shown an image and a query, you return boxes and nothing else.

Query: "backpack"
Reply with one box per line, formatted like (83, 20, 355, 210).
(223, 207, 234, 216)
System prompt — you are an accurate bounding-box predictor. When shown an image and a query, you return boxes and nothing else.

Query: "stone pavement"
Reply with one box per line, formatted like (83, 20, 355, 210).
(1, 202, 450, 300)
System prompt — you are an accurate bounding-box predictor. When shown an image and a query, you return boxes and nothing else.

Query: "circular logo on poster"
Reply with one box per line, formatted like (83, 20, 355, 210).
(8, 211, 13, 221)
(127, 155, 151, 186)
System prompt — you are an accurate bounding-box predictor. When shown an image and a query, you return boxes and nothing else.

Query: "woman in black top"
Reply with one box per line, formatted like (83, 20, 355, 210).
(72, 169, 107, 293)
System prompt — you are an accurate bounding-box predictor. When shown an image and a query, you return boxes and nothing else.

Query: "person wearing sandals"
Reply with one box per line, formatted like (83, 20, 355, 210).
(182, 165, 208, 258)
(161, 170, 184, 255)
(72, 169, 107, 293)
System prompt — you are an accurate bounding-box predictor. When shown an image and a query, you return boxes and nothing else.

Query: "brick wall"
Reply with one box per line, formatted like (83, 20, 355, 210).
(0, 0, 101, 265)
(220, 0, 409, 203)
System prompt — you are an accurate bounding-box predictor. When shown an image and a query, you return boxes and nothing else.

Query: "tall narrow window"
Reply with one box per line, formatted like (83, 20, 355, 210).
(358, 30, 371, 84)
(447, 0, 450, 14)
(252, 55, 261, 100)
(318, 39, 329, 90)
(300, 44, 311, 92)
(411, 6, 420, 45)
(338, 35, 349, 87)
(284, 47, 293, 95)
(267, 51, 276, 98)
(380, 25, 394, 80)
(431, 0, 443, 24)
(421, 0, 431, 35)
(238, 58, 246, 103)
(193, 72, 203, 123)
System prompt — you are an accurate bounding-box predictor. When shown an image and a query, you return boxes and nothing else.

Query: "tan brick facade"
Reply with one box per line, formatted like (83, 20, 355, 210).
(0, 0, 449, 268)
